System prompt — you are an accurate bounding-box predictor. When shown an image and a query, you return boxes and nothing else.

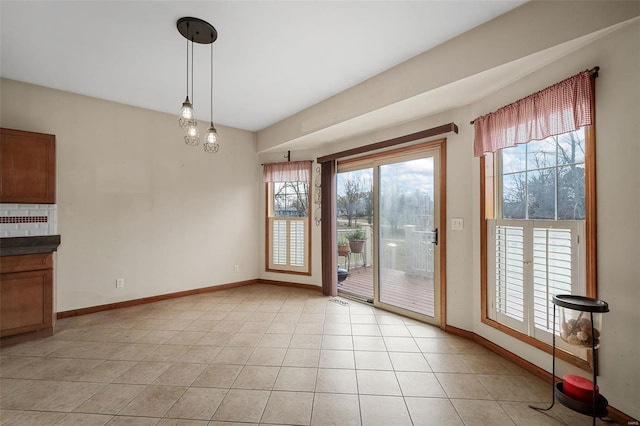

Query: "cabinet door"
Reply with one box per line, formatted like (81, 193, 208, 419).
(0, 128, 56, 203)
(0, 268, 53, 337)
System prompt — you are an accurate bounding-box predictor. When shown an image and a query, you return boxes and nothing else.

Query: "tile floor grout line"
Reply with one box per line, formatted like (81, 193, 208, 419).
(1, 284, 572, 426)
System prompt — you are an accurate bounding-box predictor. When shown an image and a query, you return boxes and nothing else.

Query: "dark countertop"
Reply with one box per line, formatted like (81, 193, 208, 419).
(0, 235, 61, 256)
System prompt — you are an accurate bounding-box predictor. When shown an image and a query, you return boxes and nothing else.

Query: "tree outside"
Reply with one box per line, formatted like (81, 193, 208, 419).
(336, 159, 436, 274)
(337, 169, 373, 227)
(501, 129, 585, 220)
(273, 181, 309, 217)
(337, 161, 435, 236)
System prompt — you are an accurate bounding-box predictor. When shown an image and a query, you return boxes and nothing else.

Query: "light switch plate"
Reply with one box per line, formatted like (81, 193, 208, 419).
(451, 218, 464, 230)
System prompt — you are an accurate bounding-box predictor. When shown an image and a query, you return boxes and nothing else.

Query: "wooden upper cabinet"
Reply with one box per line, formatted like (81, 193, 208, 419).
(0, 128, 56, 204)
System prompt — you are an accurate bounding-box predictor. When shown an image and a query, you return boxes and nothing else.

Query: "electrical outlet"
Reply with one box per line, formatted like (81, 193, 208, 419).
(116, 278, 125, 288)
(234, 264, 240, 272)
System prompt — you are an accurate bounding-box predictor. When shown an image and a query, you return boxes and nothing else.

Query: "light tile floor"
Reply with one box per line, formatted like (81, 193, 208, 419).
(0, 284, 608, 425)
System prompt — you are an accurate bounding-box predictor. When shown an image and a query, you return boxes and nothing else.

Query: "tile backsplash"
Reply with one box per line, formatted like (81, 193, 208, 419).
(0, 204, 57, 237)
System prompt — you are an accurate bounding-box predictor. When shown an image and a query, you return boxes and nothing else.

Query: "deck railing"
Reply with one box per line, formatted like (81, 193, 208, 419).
(405, 225, 434, 278)
(338, 223, 434, 276)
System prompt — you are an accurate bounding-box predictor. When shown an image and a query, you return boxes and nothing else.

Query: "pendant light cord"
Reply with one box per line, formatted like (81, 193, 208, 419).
(185, 27, 189, 98)
(210, 40, 213, 123)
(191, 37, 194, 107)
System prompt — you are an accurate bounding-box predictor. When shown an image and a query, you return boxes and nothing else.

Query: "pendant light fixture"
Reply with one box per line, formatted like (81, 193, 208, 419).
(177, 17, 219, 150)
(178, 26, 195, 129)
(183, 38, 199, 146)
(203, 41, 219, 153)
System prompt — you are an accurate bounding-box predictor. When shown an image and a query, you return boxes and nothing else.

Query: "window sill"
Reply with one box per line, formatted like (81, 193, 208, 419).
(265, 267, 312, 276)
(481, 317, 593, 373)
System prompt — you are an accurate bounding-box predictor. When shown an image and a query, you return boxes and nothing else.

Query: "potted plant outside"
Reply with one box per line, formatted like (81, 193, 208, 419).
(338, 234, 350, 256)
(346, 228, 366, 253)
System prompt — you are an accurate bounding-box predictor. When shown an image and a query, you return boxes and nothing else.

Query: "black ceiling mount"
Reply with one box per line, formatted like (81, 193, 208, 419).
(177, 17, 217, 44)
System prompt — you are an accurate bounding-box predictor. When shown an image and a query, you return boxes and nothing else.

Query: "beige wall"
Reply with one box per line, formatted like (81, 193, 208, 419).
(288, 19, 639, 418)
(0, 79, 260, 312)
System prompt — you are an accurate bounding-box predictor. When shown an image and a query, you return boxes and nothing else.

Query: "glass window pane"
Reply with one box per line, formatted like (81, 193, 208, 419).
(527, 138, 557, 170)
(502, 143, 527, 174)
(499, 129, 586, 221)
(558, 164, 585, 219)
(557, 129, 585, 166)
(502, 172, 526, 219)
(273, 182, 308, 217)
(527, 169, 556, 219)
(379, 157, 435, 317)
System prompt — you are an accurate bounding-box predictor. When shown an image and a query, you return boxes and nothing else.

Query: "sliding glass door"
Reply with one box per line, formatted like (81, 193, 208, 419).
(337, 143, 443, 325)
(377, 153, 440, 322)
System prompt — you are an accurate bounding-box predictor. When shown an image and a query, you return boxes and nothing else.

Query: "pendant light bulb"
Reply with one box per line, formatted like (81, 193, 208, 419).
(184, 121, 200, 146)
(204, 123, 219, 153)
(205, 123, 218, 144)
(179, 97, 195, 128)
(203, 32, 219, 154)
(178, 24, 195, 130)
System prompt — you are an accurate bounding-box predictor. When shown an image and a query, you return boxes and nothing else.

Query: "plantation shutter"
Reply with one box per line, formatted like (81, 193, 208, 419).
(533, 227, 571, 332)
(490, 221, 527, 332)
(489, 219, 584, 339)
(271, 219, 287, 266)
(531, 222, 584, 342)
(289, 219, 306, 267)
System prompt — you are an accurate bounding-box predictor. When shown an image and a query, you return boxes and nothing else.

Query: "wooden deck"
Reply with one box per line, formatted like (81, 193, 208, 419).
(338, 266, 435, 317)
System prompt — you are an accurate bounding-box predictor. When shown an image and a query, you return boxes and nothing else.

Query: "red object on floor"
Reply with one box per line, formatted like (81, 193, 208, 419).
(563, 375, 599, 402)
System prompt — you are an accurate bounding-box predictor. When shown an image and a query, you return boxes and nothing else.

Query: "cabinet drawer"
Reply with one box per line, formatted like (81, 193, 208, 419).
(0, 253, 52, 274)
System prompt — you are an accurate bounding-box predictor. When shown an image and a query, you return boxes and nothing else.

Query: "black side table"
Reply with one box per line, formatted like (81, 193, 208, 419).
(530, 294, 609, 426)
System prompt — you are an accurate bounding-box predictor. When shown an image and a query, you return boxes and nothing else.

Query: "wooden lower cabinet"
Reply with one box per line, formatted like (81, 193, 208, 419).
(0, 253, 53, 341)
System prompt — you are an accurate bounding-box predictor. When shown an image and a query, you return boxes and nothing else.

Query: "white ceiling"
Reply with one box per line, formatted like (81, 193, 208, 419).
(0, 1, 526, 132)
